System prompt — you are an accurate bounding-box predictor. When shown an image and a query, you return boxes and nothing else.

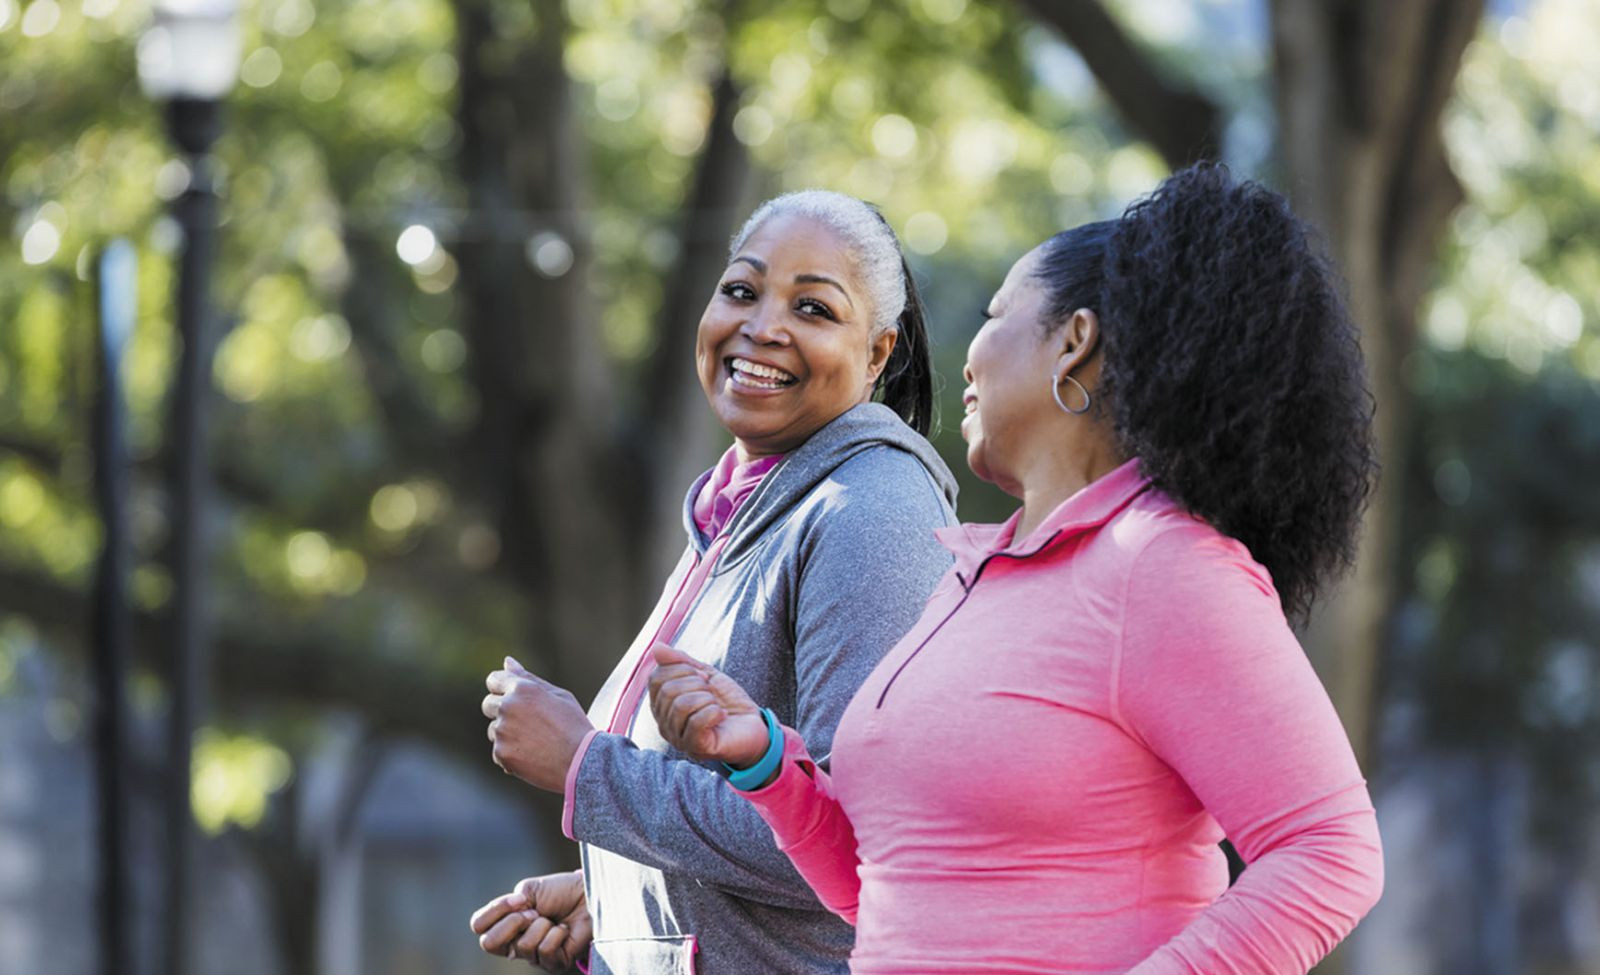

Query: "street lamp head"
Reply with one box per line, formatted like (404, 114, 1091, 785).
(137, 0, 242, 103)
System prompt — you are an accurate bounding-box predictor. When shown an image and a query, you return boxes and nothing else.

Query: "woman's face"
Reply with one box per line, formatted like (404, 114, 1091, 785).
(696, 213, 895, 458)
(960, 246, 1060, 494)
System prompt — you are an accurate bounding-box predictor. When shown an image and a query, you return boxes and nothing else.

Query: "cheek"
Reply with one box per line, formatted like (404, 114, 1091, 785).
(804, 332, 866, 390)
(696, 308, 730, 364)
(967, 324, 998, 378)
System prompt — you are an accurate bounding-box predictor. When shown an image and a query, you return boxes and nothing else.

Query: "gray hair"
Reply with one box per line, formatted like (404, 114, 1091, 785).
(729, 190, 907, 337)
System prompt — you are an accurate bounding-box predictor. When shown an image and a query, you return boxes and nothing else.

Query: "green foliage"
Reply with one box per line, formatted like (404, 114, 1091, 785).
(0, 0, 1161, 748)
(1424, 0, 1600, 379)
(7, 0, 1591, 812)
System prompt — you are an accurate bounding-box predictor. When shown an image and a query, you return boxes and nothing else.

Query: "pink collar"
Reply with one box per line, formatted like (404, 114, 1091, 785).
(934, 458, 1150, 575)
(693, 447, 785, 539)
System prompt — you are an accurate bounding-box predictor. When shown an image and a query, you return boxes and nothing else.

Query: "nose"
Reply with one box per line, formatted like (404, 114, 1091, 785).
(740, 301, 789, 346)
(962, 362, 974, 384)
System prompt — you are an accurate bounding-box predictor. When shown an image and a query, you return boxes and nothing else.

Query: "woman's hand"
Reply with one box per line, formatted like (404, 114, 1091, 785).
(647, 644, 770, 767)
(483, 657, 595, 792)
(469, 870, 591, 972)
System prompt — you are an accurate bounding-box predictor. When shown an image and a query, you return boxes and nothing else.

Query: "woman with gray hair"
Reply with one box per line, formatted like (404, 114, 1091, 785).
(469, 191, 958, 974)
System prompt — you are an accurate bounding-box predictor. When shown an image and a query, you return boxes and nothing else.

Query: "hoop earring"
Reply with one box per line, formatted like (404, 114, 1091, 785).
(1051, 371, 1091, 415)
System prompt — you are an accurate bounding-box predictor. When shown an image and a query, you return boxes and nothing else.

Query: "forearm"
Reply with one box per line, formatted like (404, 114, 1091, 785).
(738, 728, 862, 924)
(567, 732, 834, 910)
(1126, 802, 1383, 974)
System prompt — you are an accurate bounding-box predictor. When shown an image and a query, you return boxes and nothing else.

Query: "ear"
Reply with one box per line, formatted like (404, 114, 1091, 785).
(866, 327, 899, 385)
(1052, 308, 1101, 380)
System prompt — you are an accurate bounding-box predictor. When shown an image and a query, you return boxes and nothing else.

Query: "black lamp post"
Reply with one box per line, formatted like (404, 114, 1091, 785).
(136, 3, 239, 972)
(91, 240, 137, 975)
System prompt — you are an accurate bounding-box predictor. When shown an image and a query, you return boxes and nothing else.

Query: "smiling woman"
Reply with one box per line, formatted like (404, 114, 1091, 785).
(699, 211, 898, 457)
(472, 190, 956, 975)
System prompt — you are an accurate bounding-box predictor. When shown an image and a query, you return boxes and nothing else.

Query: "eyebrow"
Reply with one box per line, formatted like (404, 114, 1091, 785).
(795, 274, 854, 307)
(729, 256, 856, 309)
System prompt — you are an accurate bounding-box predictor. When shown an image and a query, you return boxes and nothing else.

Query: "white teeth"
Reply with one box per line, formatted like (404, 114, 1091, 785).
(964, 400, 978, 415)
(730, 357, 796, 384)
(731, 372, 786, 390)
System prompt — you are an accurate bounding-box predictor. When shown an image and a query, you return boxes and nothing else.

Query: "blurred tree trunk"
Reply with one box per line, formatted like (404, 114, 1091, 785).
(1013, 0, 1223, 168)
(1270, 0, 1486, 769)
(450, 3, 752, 701)
(242, 731, 387, 975)
(452, 0, 632, 698)
(638, 68, 754, 582)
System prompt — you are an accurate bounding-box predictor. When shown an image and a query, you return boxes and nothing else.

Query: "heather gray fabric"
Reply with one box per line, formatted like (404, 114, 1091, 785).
(571, 402, 958, 975)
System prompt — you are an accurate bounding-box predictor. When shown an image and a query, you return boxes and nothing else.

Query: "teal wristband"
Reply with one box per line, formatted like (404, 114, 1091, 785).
(722, 708, 783, 791)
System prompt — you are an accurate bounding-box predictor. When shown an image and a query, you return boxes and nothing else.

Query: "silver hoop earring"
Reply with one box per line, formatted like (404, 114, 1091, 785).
(1051, 371, 1091, 415)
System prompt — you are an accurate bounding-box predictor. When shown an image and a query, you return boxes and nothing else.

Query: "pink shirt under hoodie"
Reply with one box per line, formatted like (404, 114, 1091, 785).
(738, 458, 1383, 974)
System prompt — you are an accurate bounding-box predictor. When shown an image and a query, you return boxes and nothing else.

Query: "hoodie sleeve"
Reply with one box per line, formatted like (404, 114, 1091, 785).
(1117, 527, 1384, 974)
(568, 447, 955, 908)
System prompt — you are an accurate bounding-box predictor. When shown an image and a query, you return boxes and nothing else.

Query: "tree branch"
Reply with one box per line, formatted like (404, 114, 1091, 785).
(1015, 0, 1223, 168)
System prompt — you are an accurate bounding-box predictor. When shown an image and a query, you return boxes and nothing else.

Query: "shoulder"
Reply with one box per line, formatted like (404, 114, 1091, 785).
(789, 446, 954, 583)
(805, 444, 955, 530)
(1106, 492, 1290, 665)
(1107, 494, 1304, 734)
(1097, 489, 1281, 612)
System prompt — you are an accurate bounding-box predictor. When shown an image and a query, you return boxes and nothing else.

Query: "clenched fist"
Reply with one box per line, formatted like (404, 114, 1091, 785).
(469, 869, 591, 972)
(483, 656, 595, 792)
(646, 643, 770, 768)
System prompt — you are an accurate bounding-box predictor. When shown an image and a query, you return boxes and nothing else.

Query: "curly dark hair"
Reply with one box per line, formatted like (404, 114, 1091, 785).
(1035, 162, 1378, 623)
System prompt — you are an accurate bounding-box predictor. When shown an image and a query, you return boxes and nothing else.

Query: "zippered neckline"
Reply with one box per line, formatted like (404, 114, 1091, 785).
(874, 530, 1062, 709)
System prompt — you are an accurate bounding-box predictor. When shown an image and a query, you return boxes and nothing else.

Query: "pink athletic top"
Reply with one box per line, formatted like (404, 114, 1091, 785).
(738, 458, 1383, 974)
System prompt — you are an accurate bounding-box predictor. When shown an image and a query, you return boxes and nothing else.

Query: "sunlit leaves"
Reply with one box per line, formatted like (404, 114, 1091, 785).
(1434, 0, 1599, 376)
(191, 729, 293, 833)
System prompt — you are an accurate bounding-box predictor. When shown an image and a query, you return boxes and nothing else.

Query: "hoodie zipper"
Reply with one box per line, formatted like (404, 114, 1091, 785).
(607, 533, 731, 735)
(874, 530, 1062, 709)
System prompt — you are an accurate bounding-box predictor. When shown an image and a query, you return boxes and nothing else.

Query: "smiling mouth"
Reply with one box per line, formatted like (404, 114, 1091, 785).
(727, 357, 798, 390)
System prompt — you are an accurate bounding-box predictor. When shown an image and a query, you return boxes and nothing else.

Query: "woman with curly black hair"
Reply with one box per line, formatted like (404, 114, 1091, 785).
(648, 163, 1384, 974)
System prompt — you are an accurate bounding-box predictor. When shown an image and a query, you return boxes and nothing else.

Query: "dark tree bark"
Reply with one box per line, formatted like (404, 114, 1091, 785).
(1270, 0, 1487, 767)
(638, 68, 754, 581)
(1014, 0, 1223, 168)
(451, 0, 633, 698)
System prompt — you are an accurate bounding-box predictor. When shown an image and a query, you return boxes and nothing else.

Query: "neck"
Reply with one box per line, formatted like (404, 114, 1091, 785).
(1010, 437, 1127, 541)
(733, 441, 774, 465)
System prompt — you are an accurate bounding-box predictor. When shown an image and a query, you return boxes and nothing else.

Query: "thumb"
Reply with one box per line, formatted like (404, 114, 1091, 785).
(504, 655, 533, 677)
(650, 642, 701, 669)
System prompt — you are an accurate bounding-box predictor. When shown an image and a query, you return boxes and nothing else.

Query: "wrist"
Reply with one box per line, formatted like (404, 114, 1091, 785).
(722, 709, 784, 791)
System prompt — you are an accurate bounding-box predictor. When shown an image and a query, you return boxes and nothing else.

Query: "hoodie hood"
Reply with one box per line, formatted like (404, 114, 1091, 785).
(682, 402, 959, 562)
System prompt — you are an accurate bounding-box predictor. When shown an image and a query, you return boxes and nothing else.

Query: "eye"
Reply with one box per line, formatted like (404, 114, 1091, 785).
(797, 297, 837, 320)
(720, 281, 756, 301)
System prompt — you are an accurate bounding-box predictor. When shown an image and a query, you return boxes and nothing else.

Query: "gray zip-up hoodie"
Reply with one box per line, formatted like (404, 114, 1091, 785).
(568, 403, 959, 974)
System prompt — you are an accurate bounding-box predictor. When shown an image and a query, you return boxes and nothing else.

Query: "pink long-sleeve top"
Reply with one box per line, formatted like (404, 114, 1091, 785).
(738, 458, 1383, 974)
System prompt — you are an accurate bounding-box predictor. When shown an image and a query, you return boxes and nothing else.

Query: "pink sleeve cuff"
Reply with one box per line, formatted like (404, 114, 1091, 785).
(561, 729, 602, 841)
(734, 726, 814, 796)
